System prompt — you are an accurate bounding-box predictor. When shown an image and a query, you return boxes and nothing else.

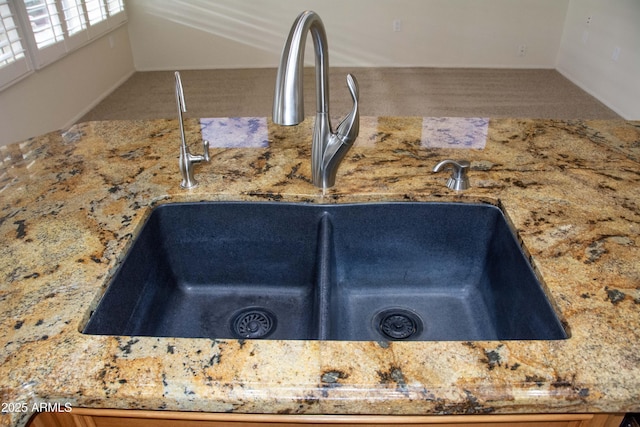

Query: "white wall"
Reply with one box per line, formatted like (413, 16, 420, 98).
(556, 0, 640, 119)
(128, 0, 569, 70)
(0, 25, 134, 146)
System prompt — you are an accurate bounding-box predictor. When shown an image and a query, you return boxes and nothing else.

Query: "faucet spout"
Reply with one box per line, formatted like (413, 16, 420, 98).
(273, 10, 360, 189)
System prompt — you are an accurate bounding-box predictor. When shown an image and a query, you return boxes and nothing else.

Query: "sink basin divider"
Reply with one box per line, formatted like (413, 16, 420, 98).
(315, 212, 333, 340)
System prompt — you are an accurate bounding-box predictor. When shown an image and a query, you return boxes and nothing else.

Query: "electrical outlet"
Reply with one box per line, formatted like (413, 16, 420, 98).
(586, 15, 592, 25)
(612, 46, 621, 62)
(517, 45, 527, 56)
(393, 19, 402, 32)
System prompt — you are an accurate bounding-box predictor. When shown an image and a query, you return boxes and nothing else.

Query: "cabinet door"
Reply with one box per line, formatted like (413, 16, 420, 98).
(27, 410, 625, 427)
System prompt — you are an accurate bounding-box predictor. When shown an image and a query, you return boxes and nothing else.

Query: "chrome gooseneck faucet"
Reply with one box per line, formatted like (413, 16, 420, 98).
(273, 10, 360, 189)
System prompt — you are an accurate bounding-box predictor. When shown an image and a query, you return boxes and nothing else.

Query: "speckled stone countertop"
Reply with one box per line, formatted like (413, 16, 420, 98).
(1, 117, 639, 427)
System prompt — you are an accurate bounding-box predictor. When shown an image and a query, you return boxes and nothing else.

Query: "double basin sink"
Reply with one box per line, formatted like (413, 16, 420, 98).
(83, 202, 567, 341)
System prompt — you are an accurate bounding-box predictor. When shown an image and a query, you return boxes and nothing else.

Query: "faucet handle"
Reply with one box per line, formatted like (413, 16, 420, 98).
(188, 139, 211, 163)
(433, 159, 471, 191)
(335, 73, 360, 144)
(201, 140, 210, 162)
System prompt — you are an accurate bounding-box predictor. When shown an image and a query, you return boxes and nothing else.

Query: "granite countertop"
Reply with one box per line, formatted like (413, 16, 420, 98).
(1, 116, 639, 427)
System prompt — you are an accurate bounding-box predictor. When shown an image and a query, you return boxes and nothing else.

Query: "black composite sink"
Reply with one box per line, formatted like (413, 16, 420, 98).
(83, 202, 568, 341)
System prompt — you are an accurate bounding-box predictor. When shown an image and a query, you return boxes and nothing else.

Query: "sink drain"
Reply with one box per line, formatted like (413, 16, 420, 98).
(231, 308, 276, 339)
(374, 308, 423, 340)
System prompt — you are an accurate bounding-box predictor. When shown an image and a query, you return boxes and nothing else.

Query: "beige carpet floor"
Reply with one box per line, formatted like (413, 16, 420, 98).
(80, 68, 620, 122)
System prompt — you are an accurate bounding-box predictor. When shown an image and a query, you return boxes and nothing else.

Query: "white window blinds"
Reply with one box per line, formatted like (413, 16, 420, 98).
(25, 0, 64, 48)
(0, 0, 30, 88)
(62, 1, 86, 37)
(0, 0, 126, 90)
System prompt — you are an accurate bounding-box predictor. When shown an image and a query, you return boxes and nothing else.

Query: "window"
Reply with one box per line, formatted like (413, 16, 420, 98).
(62, 1, 87, 36)
(0, 0, 126, 90)
(0, 0, 30, 88)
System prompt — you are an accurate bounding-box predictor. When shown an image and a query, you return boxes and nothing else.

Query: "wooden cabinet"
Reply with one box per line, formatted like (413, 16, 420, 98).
(28, 410, 624, 427)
